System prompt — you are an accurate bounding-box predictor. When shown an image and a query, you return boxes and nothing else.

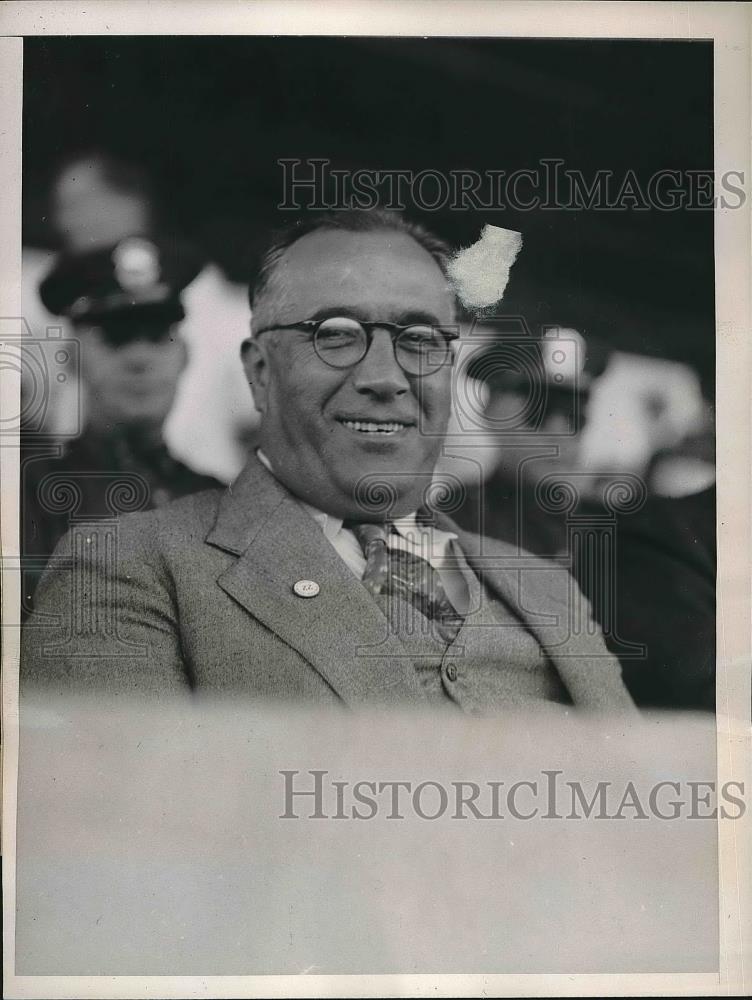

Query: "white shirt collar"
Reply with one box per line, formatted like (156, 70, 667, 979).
(256, 448, 458, 556)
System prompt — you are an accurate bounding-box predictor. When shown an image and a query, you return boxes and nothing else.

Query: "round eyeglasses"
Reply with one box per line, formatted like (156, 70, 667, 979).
(254, 316, 459, 376)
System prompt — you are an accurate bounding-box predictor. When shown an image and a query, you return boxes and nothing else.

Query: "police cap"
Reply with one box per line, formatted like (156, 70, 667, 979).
(39, 236, 203, 325)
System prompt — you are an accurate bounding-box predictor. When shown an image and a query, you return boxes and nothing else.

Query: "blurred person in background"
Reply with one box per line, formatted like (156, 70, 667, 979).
(21, 152, 157, 439)
(449, 327, 715, 710)
(444, 326, 612, 554)
(21, 237, 223, 618)
(21, 150, 257, 478)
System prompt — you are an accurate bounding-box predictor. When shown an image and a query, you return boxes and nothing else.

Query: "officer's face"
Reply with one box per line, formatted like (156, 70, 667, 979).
(78, 320, 187, 427)
(245, 229, 456, 520)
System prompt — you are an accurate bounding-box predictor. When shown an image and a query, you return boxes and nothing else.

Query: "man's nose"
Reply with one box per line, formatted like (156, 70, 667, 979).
(351, 328, 410, 397)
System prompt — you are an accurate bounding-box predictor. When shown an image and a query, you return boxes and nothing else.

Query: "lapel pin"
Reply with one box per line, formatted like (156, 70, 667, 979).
(293, 579, 320, 598)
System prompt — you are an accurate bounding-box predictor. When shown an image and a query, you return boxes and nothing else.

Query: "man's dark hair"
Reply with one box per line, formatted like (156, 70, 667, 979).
(249, 209, 454, 324)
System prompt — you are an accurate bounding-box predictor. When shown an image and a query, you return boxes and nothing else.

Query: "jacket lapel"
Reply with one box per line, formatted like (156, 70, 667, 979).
(205, 458, 429, 707)
(439, 516, 635, 711)
(445, 520, 562, 627)
(204, 463, 633, 711)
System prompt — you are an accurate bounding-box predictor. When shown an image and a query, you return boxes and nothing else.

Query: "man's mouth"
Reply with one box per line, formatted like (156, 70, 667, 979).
(338, 418, 412, 436)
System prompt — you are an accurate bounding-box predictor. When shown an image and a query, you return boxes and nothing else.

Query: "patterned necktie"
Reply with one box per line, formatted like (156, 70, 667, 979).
(348, 521, 464, 643)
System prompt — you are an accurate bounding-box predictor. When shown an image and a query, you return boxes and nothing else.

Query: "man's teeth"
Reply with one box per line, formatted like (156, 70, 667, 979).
(342, 420, 407, 434)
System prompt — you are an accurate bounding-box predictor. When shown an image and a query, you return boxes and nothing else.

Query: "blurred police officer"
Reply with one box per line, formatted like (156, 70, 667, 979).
(21, 235, 223, 617)
(451, 329, 714, 709)
(451, 326, 606, 555)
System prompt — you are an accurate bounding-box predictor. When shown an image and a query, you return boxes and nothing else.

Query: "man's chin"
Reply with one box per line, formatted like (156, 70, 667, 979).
(114, 398, 172, 425)
(334, 461, 440, 520)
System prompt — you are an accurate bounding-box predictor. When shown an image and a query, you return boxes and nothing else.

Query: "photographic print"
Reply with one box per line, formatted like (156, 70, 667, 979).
(2, 2, 750, 997)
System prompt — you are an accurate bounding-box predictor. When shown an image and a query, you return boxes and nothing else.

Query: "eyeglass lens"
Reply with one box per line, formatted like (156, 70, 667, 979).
(313, 317, 451, 374)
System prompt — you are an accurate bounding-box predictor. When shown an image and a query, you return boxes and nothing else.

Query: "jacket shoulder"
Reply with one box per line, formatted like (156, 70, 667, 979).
(119, 484, 226, 543)
(447, 517, 565, 571)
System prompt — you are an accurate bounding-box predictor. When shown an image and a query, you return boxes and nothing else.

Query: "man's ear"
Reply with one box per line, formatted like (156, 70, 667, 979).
(241, 337, 270, 416)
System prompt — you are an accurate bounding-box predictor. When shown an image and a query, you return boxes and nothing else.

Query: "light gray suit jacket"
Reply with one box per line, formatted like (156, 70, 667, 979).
(22, 455, 635, 712)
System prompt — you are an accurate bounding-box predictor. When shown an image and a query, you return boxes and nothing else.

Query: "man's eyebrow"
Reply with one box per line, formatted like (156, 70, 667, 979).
(306, 307, 448, 326)
(308, 307, 364, 322)
(397, 309, 444, 326)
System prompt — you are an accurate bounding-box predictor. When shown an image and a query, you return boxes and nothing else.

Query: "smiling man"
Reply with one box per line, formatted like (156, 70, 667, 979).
(245, 219, 457, 521)
(22, 210, 635, 714)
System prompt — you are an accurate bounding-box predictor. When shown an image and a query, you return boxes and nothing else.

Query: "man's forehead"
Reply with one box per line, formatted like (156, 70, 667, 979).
(269, 228, 455, 321)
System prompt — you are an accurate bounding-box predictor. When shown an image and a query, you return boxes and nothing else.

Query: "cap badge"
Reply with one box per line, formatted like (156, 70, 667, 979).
(112, 237, 160, 292)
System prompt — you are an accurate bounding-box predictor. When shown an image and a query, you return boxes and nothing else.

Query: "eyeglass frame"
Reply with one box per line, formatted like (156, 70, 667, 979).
(252, 317, 460, 376)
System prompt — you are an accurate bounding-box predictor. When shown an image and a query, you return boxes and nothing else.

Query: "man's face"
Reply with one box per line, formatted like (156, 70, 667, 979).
(78, 318, 187, 428)
(53, 159, 151, 251)
(245, 229, 456, 519)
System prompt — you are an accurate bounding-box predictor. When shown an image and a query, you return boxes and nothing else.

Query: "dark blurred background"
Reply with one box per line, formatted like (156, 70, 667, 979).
(23, 36, 714, 383)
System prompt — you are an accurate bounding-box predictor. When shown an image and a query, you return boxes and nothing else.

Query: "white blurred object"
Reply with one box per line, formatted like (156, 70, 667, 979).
(21, 247, 82, 439)
(578, 351, 706, 475)
(163, 264, 259, 483)
(650, 455, 716, 498)
(447, 225, 523, 309)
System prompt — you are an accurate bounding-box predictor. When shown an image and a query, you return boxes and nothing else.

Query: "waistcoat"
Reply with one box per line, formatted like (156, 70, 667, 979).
(372, 541, 570, 712)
